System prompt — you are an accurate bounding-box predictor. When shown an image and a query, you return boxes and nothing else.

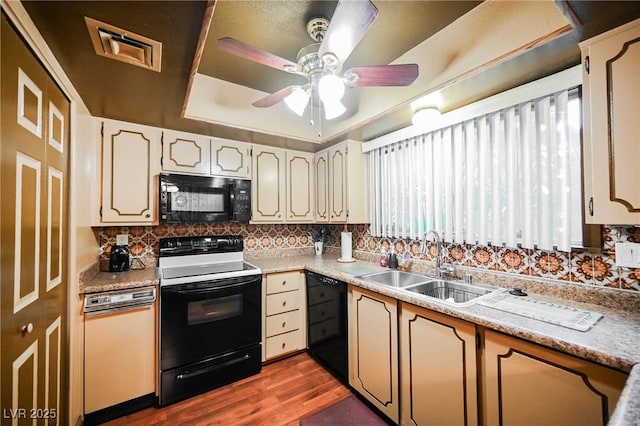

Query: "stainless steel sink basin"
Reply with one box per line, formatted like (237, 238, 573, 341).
(355, 270, 505, 306)
(355, 270, 432, 287)
(404, 280, 501, 306)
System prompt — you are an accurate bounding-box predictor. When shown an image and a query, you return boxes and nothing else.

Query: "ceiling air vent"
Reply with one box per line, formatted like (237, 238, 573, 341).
(85, 16, 162, 72)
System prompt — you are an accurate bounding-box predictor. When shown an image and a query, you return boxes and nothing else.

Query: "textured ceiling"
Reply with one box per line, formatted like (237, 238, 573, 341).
(18, 1, 640, 151)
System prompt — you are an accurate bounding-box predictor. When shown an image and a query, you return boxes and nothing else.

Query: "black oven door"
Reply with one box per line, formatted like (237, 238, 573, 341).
(160, 275, 262, 371)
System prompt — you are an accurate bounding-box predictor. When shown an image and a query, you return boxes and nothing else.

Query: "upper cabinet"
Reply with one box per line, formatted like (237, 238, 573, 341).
(210, 137, 252, 179)
(161, 130, 210, 175)
(252, 145, 286, 222)
(251, 145, 314, 223)
(99, 119, 161, 224)
(315, 140, 369, 224)
(286, 151, 315, 223)
(581, 18, 640, 224)
(162, 133, 252, 179)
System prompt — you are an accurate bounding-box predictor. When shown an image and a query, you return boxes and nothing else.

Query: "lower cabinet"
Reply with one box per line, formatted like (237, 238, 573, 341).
(262, 271, 306, 361)
(349, 286, 399, 423)
(482, 330, 627, 426)
(399, 303, 478, 426)
(345, 288, 628, 426)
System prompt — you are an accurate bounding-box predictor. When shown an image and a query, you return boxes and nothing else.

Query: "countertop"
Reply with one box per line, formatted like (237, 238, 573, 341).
(247, 254, 640, 425)
(80, 266, 158, 294)
(80, 253, 640, 423)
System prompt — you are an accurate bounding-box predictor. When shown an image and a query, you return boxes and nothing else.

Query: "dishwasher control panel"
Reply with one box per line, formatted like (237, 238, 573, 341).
(84, 287, 156, 315)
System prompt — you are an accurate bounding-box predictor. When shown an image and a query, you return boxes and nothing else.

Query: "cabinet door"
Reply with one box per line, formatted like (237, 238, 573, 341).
(251, 146, 286, 222)
(211, 137, 251, 179)
(349, 287, 399, 423)
(483, 330, 627, 426)
(161, 130, 210, 175)
(314, 151, 329, 223)
(328, 145, 348, 222)
(581, 20, 640, 224)
(400, 304, 478, 426)
(101, 119, 160, 224)
(286, 151, 315, 223)
(85, 305, 156, 413)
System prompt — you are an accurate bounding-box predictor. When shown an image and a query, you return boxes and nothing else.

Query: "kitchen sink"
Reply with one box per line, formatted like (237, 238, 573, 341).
(404, 280, 504, 306)
(355, 270, 505, 307)
(355, 270, 433, 287)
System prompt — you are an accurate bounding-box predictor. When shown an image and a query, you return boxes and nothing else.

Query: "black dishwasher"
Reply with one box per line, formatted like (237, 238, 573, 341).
(305, 270, 348, 384)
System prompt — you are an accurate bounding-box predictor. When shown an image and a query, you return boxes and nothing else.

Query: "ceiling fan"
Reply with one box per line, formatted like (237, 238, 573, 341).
(217, 0, 419, 121)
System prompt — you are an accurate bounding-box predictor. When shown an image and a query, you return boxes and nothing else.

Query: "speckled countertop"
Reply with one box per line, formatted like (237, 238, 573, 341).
(80, 252, 640, 423)
(79, 263, 158, 294)
(247, 253, 640, 425)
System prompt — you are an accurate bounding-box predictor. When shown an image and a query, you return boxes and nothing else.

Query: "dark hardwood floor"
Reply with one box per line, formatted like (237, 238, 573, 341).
(104, 352, 352, 426)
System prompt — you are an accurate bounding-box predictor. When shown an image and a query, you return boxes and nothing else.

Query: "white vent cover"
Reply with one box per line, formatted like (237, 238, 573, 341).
(85, 16, 162, 72)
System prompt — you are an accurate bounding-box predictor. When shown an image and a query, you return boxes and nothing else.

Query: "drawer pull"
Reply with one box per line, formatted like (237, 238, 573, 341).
(282, 281, 287, 286)
(320, 292, 325, 298)
(281, 342, 286, 349)
(282, 322, 287, 328)
(282, 301, 287, 307)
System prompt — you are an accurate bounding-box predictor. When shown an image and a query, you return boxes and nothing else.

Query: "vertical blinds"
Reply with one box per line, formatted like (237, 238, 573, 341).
(369, 88, 582, 252)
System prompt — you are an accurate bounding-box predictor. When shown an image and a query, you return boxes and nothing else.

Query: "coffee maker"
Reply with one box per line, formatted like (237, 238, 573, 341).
(109, 245, 130, 272)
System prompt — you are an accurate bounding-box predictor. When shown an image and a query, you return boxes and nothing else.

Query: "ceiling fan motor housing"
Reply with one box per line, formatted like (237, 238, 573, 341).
(306, 17, 329, 42)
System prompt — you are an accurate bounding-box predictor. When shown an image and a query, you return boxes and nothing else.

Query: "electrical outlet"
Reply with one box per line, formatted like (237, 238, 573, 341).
(615, 242, 640, 268)
(116, 234, 129, 246)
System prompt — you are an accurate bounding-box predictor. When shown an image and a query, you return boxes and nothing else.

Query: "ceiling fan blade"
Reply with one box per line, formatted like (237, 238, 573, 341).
(218, 37, 298, 72)
(343, 64, 419, 87)
(318, 0, 378, 64)
(252, 86, 295, 108)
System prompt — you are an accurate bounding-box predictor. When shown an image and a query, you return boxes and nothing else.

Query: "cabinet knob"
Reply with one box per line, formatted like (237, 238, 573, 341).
(21, 323, 34, 335)
(145, 213, 151, 218)
(281, 342, 286, 349)
(282, 281, 286, 286)
(282, 322, 286, 328)
(282, 301, 287, 307)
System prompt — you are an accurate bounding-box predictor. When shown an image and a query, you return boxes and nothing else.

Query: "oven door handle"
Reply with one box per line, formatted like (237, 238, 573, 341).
(176, 353, 251, 380)
(164, 280, 256, 296)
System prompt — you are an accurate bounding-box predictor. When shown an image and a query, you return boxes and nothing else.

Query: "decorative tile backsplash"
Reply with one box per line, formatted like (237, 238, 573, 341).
(95, 223, 639, 291)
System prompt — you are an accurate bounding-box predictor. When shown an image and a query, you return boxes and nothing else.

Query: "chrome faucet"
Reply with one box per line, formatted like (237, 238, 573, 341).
(420, 230, 454, 279)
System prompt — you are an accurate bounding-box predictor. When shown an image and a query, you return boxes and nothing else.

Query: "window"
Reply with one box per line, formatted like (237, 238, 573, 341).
(368, 85, 583, 252)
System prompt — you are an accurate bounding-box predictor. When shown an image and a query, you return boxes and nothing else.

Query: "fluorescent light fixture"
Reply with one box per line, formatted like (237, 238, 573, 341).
(412, 107, 441, 129)
(284, 86, 309, 116)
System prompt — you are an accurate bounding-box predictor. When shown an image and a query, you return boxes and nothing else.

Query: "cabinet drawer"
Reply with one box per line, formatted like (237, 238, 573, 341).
(266, 290, 300, 316)
(266, 271, 301, 294)
(265, 310, 300, 338)
(265, 329, 304, 359)
(308, 317, 340, 343)
(307, 285, 336, 306)
(308, 300, 338, 325)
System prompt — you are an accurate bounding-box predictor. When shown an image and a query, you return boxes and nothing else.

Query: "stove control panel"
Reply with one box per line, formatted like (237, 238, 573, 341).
(159, 235, 244, 257)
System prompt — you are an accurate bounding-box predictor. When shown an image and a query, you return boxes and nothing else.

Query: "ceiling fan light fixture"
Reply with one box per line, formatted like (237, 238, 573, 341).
(412, 106, 441, 128)
(323, 99, 346, 120)
(284, 87, 310, 116)
(319, 74, 345, 103)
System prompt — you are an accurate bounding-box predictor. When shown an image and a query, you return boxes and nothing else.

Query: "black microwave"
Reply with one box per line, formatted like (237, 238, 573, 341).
(160, 173, 251, 223)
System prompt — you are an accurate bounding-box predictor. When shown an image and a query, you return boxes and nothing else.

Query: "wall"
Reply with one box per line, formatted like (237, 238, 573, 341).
(95, 223, 639, 292)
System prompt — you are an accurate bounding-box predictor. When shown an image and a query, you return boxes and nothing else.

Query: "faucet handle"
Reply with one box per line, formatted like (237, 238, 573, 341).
(439, 263, 455, 277)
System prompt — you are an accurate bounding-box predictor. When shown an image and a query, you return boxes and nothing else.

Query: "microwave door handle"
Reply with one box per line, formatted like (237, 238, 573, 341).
(228, 184, 234, 220)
